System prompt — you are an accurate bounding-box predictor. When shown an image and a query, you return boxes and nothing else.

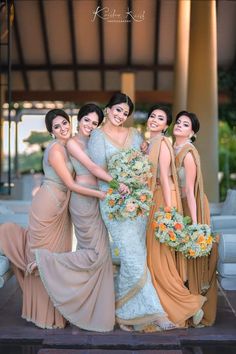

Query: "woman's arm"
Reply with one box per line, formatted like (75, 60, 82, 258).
(183, 152, 197, 223)
(159, 141, 172, 207)
(67, 139, 113, 183)
(48, 145, 105, 199)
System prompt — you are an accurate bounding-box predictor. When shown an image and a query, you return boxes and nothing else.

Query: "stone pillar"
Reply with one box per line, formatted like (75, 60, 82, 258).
(173, 0, 191, 116)
(187, 0, 219, 202)
(121, 72, 135, 127)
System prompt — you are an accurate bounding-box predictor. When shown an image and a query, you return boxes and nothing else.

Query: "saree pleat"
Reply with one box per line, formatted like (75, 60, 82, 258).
(36, 190, 115, 332)
(0, 182, 72, 328)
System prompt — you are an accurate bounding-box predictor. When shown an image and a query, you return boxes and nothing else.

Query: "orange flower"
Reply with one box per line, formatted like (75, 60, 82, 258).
(164, 206, 171, 213)
(165, 213, 172, 220)
(168, 231, 176, 241)
(107, 188, 113, 195)
(197, 234, 205, 244)
(109, 200, 115, 206)
(189, 249, 196, 257)
(159, 223, 167, 231)
(174, 222, 183, 230)
(152, 220, 159, 229)
(140, 195, 147, 202)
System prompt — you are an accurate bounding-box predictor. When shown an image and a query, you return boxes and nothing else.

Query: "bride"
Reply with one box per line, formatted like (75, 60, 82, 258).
(88, 92, 176, 331)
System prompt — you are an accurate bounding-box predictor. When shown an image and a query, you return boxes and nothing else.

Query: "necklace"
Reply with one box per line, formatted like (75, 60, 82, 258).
(173, 140, 191, 155)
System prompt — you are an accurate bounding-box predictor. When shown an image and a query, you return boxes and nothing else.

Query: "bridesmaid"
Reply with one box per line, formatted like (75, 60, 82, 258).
(88, 93, 175, 332)
(35, 103, 120, 332)
(0, 109, 75, 328)
(145, 104, 206, 328)
(173, 110, 218, 326)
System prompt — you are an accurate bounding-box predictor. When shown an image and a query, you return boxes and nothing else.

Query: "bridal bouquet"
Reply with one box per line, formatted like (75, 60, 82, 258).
(178, 223, 217, 259)
(153, 207, 191, 249)
(104, 148, 153, 220)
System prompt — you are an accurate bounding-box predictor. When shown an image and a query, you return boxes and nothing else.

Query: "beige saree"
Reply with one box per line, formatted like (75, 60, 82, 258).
(175, 143, 218, 326)
(0, 181, 72, 328)
(35, 188, 115, 332)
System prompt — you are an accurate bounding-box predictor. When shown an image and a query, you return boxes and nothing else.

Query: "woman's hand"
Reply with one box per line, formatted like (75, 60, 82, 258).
(141, 140, 149, 154)
(119, 183, 130, 195)
(99, 191, 107, 200)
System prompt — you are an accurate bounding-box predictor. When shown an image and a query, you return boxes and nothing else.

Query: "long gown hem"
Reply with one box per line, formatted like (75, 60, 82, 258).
(35, 250, 114, 332)
(21, 315, 65, 329)
(116, 313, 170, 326)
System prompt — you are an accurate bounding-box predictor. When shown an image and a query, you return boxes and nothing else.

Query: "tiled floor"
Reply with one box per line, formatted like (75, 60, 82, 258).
(0, 277, 235, 353)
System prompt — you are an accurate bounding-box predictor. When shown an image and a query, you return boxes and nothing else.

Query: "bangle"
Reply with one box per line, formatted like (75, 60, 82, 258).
(108, 179, 119, 190)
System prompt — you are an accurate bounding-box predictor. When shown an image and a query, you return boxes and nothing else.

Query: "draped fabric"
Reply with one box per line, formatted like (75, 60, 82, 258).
(36, 189, 115, 332)
(175, 143, 218, 326)
(0, 182, 72, 328)
(147, 136, 205, 327)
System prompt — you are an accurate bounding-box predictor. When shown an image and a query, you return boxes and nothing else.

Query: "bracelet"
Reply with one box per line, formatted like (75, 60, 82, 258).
(108, 179, 119, 190)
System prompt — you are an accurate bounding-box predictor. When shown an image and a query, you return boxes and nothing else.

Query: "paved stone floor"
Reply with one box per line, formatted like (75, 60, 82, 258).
(0, 276, 235, 354)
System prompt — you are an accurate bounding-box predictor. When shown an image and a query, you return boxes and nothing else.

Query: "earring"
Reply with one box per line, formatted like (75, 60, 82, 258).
(50, 133, 55, 139)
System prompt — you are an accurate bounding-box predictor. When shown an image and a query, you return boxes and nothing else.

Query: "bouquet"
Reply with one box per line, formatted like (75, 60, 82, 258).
(153, 207, 191, 249)
(104, 148, 153, 220)
(107, 148, 152, 189)
(178, 223, 217, 259)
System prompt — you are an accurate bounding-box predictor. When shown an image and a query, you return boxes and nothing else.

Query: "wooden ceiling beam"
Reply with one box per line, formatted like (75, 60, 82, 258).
(13, 10, 29, 90)
(9, 90, 230, 105)
(38, 0, 54, 90)
(0, 63, 173, 72)
(97, 0, 105, 90)
(153, 0, 161, 90)
(127, 0, 132, 67)
(67, 0, 79, 90)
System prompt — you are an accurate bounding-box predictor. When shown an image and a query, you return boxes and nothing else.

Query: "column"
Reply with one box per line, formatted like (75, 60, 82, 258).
(187, 0, 219, 202)
(173, 0, 191, 116)
(121, 72, 135, 127)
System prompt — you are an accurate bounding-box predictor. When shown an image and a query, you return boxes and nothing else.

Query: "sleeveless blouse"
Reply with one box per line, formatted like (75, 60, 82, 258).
(43, 141, 73, 192)
(69, 139, 93, 177)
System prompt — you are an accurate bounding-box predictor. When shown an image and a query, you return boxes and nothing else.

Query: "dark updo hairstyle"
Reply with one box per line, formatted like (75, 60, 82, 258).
(175, 110, 200, 142)
(77, 103, 104, 126)
(147, 104, 172, 126)
(106, 92, 134, 116)
(45, 109, 70, 133)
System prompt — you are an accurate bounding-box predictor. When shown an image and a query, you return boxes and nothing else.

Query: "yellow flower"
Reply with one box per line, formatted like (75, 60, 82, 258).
(114, 248, 120, 257)
(165, 213, 172, 220)
(159, 223, 167, 231)
(108, 213, 113, 220)
(206, 236, 213, 245)
(107, 188, 113, 195)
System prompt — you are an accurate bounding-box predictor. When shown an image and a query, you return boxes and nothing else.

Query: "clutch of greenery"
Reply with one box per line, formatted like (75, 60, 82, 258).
(104, 148, 153, 220)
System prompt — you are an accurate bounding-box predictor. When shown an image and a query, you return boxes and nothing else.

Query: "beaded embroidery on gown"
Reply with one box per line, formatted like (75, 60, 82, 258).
(88, 128, 175, 330)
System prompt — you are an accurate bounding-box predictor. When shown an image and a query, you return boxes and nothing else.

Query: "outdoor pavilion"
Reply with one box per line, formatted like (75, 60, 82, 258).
(1, 0, 236, 202)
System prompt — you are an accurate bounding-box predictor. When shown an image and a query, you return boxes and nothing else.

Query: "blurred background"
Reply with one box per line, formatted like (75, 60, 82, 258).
(0, 0, 236, 201)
